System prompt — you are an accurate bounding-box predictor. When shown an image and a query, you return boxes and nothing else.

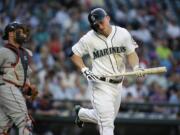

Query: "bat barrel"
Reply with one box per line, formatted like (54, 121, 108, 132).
(101, 66, 167, 77)
(145, 67, 167, 74)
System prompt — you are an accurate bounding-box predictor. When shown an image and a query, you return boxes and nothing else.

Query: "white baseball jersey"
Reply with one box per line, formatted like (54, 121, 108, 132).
(72, 25, 138, 76)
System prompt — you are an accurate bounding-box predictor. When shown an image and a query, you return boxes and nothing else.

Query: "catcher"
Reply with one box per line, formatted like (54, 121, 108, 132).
(0, 22, 38, 135)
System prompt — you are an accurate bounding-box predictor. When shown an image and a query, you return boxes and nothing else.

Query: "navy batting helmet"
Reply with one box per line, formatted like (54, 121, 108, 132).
(88, 8, 107, 31)
(2, 22, 29, 40)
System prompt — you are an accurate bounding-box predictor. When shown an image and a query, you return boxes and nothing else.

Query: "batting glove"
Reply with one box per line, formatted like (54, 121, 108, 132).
(133, 66, 145, 77)
(81, 67, 98, 81)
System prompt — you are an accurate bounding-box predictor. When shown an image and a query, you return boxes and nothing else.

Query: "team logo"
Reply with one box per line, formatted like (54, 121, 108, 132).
(91, 15, 96, 22)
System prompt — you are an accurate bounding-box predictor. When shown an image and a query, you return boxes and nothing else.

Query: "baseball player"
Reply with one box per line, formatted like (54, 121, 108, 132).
(70, 8, 144, 135)
(0, 22, 38, 135)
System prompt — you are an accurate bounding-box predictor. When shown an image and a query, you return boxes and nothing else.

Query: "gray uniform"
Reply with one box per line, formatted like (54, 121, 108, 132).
(0, 47, 32, 135)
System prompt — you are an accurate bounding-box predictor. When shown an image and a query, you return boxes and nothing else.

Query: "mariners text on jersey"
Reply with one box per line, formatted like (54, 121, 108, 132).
(93, 46, 126, 59)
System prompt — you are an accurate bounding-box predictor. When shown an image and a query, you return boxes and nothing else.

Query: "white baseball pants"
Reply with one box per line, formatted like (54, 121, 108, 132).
(78, 81, 122, 135)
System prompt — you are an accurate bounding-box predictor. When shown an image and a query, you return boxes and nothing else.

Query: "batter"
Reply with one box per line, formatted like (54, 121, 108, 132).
(70, 8, 144, 135)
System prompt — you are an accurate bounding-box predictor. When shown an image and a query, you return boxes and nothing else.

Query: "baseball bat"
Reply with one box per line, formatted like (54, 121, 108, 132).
(104, 67, 167, 77)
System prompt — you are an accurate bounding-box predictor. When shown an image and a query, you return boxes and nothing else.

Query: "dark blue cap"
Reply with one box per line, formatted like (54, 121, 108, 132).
(88, 8, 107, 25)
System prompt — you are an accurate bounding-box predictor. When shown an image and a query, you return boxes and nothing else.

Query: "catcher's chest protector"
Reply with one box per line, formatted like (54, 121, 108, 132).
(2, 44, 30, 87)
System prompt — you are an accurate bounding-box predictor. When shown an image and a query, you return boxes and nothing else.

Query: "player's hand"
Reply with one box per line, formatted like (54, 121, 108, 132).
(23, 84, 38, 101)
(81, 67, 98, 81)
(133, 66, 145, 77)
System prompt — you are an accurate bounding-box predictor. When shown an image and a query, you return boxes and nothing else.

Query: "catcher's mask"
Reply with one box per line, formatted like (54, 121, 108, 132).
(88, 8, 107, 32)
(2, 22, 30, 45)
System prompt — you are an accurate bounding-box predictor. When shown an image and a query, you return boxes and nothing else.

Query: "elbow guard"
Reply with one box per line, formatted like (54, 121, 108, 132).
(67, 49, 74, 57)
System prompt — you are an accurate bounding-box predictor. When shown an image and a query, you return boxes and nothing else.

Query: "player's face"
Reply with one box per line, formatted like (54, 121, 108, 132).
(14, 29, 28, 38)
(96, 16, 111, 36)
(9, 29, 27, 39)
(9, 28, 29, 45)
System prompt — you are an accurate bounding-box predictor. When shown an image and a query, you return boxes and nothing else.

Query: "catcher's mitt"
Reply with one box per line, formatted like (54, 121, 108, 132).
(23, 84, 38, 100)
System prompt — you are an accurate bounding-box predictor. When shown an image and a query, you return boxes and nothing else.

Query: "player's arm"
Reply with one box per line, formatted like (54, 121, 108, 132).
(127, 51, 140, 71)
(127, 51, 144, 77)
(122, 28, 143, 74)
(70, 35, 98, 81)
(71, 54, 86, 70)
(70, 53, 98, 81)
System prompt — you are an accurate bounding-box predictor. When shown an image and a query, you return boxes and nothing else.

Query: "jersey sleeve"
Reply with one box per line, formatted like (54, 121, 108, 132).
(72, 35, 89, 57)
(0, 48, 8, 66)
(124, 29, 138, 55)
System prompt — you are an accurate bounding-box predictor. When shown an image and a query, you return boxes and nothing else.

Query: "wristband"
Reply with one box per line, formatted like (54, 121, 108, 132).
(133, 65, 140, 71)
(81, 67, 89, 73)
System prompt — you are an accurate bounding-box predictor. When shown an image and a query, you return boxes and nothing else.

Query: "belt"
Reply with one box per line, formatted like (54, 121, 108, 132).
(0, 83, 5, 86)
(99, 77, 123, 84)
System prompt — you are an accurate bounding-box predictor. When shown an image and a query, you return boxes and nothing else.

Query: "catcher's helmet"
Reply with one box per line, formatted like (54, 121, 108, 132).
(2, 22, 28, 40)
(88, 8, 107, 31)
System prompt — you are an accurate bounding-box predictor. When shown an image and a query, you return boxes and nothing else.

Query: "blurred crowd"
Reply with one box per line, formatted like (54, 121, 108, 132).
(0, 0, 180, 117)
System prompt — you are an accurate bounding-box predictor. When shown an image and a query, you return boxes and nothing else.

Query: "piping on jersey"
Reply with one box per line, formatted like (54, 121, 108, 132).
(96, 34, 115, 72)
(110, 27, 126, 72)
(110, 26, 119, 72)
(95, 27, 121, 73)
